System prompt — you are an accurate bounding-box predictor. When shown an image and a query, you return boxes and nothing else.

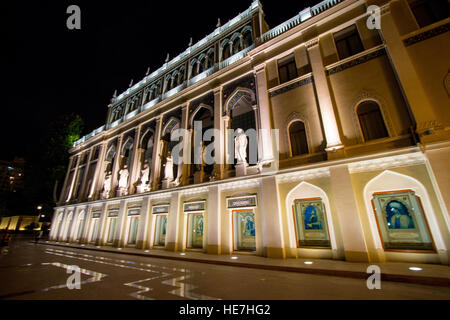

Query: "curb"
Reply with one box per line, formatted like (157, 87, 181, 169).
(37, 242, 450, 288)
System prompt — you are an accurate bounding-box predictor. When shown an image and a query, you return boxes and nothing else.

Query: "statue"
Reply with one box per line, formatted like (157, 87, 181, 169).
(234, 128, 248, 164)
(118, 165, 129, 189)
(140, 162, 150, 186)
(164, 152, 174, 181)
(103, 171, 112, 198)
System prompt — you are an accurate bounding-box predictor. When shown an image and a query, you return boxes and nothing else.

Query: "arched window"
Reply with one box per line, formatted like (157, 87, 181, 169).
(198, 57, 206, 74)
(243, 29, 253, 49)
(222, 41, 231, 61)
(179, 67, 185, 84)
(357, 101, 388, 141)
(207, 50, 215, 69)
(232, 36, 242, 55)
(289, 121, 308, 156)
(190, 60, 198, 78)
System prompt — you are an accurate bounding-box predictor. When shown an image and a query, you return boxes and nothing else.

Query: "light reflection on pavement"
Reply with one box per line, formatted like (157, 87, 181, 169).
(43, 248, 220, 300)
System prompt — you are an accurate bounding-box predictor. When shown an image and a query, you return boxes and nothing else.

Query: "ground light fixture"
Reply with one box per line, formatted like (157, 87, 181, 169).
(180, 253, 186, 256)
(231, 256, 238, 260)
(304, 261, 313, 265)
(409, 267, 423, 271)
(144, 250, 150, 253)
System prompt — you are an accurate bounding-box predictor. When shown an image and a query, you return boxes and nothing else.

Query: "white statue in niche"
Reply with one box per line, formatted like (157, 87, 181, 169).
(234, 128, 248, 164)
(164, 152, 174, 181)
(140, 161, 150, 186)
(118, 165, 129, 189)
(103, 171, 112, 198)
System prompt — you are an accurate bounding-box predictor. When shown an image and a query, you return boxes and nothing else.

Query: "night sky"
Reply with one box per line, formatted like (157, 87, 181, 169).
(1, 0, 320, 161)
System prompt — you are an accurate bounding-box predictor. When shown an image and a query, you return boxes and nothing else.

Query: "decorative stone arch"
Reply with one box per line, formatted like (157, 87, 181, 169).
(224, 86, 256, 116)
(189, 103, 214, 128)
(220, 38, 232, 61)
(351, 90, 396, 144)
(285, 181, 338, 252)
(220, 38, 230, 48)
(241, 25, 253, 36)
(162, 117, 181, 138)
(105, 144, 116, 163)
(363, 170, 447, 262)
(139, 127, 155, 149)
(198, 53, 206, 63)
(121, 136, 134, 156)
(230, 32, 242, 42)
(284, 112, 313, 157)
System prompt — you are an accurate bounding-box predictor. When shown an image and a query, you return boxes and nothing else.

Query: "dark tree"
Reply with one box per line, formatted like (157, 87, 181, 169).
(23, 113, 84, 221)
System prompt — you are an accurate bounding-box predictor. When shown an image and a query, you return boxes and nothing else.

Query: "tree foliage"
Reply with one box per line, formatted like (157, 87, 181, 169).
(21, 113, 84, 220)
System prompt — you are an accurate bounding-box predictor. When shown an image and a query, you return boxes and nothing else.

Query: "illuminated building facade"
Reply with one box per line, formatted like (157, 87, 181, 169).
(51, 0, 450, 265)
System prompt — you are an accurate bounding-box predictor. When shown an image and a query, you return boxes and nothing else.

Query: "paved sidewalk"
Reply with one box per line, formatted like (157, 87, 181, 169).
(38, 240, 450, 288)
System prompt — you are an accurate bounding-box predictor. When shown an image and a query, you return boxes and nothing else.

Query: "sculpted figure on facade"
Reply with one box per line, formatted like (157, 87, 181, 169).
(235, 128, 248, 164)
(103, 171, 112, 199)
(140, 161, 150, 186)
(164, 152, 174, 181)
(118, 165, 129, 189)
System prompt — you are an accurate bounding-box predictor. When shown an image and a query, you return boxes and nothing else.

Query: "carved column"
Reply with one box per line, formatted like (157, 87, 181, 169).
(111, 135, 124, 197)
(253, 63, 277, 170)
(65, 155, 81, 203)
(213, 87, 224, 179)
(180, 104, 190, 185)
(307, 40, 344, 156)
(223, 115, 231, 174)
(78, 149, 93, 203)
(89, 142, 107, 201)
(59, 156, 75, 205)
(129, 127, 143, 195)
(151, 116, 163, 190)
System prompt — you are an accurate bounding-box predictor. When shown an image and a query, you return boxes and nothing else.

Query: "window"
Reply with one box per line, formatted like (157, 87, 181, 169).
(222, 43, 231, 60)
(107, 218, 117, 244)
(187, 213, 204, 248)
(89, 218, 100, 243)
(233, 210, 256, 251)
(243, 30, 253, 49)
(293, 198, 331, 248)
(278, 55, 298, 84)
(410, 0, 450, 28)
(357, 101, 389, 141)
(334, 25, 364, 60)
(372, 190, 434, 251)
(154, 215, 167, 246)
(289, 121, 308, 156)
(127, 217, 139, 245)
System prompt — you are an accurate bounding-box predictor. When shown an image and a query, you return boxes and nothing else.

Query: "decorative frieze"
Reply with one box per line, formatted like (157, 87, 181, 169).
(326, 47, 386, 76)
(152, 205, 169, 214)
(184, 201, 206, 212)
(226, 195, 257, 208)
(269, 76, 314, 98)
(403, 22, 450, 47)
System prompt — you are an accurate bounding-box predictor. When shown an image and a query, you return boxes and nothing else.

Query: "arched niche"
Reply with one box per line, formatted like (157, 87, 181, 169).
(363, 170, 447, 263)
(225, 87, 258, 166)
(285, 181, 338, 253)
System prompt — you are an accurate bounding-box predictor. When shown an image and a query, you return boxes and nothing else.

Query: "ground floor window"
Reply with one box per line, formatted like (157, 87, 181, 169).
(89, 219, 100, 243)
(154, 215, 167, 246)
(187, 213, 204, 248)
(293, 198, 331, 248)
(372, 190, 434, 251)
(75, 218, 84, 241)
(233, 210, 256, 251)
(107, 218, 117, 244)
(127, 217, 139, 245)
